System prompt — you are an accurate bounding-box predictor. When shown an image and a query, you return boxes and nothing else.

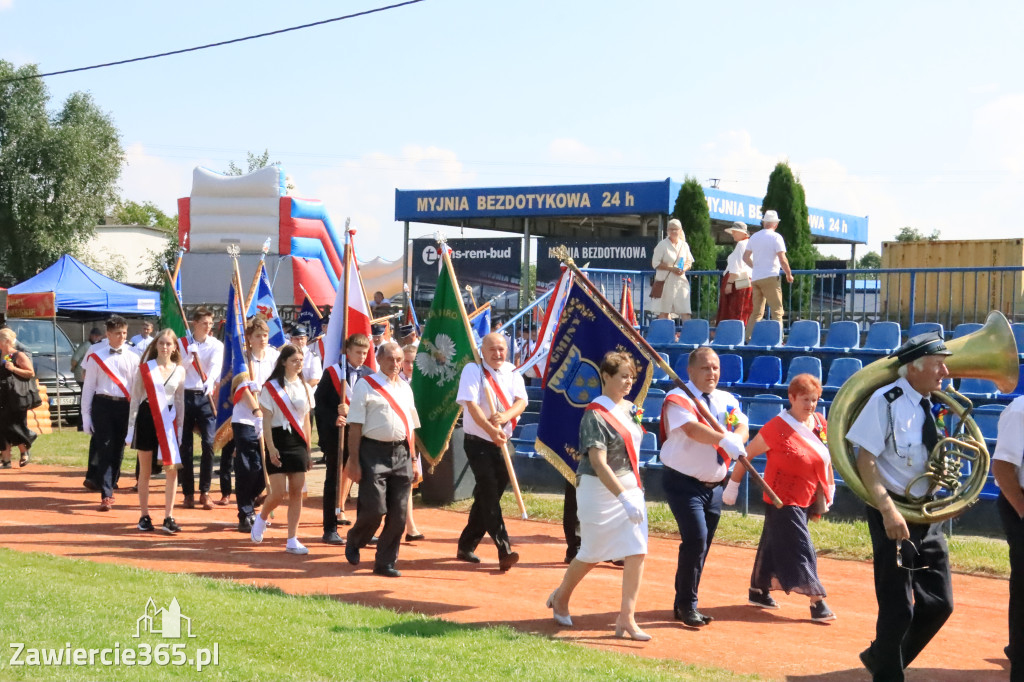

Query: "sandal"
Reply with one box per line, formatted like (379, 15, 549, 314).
(1, 460, 11, 469)
(20, 450, 29, 467)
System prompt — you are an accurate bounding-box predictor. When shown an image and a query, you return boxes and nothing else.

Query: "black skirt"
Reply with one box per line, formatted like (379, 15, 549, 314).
(132, 401, 164, 469)
(266, 426, 310, 474)
(750, 504, 826, 597)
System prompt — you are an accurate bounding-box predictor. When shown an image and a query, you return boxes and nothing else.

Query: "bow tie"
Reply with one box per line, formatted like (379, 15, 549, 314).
(109, 348, 122, 355)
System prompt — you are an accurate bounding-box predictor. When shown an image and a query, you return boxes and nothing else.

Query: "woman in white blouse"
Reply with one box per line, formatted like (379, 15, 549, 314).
(651, 218, 694, 321)
(715, 222, 754, 325)
(251, 344, 315, 555)
(127, 329, 185, 534)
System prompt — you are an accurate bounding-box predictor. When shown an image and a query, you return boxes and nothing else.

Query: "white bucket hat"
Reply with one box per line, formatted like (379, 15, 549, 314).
(726, 221, 749, 237)
(762, 210, 780, 225)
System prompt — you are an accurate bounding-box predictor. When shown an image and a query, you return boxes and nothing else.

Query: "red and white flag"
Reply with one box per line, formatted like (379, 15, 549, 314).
(516, 265, 574, 384)
(322, 228, 376, 371)
(619, 278, 638, 328)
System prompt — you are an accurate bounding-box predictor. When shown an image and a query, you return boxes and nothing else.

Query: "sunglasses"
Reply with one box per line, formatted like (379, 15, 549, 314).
(896, 539, 930, 572)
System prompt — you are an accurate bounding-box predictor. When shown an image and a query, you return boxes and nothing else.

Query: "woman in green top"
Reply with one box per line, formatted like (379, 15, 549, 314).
(545, 351, 650, 641)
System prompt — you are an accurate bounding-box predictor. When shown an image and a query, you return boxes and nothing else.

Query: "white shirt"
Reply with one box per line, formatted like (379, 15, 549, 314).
(301, 349, 323, 383)
(349, 371, 420, 442)
(659, 381, 747, 483)
(128, 363, 186, 436)
(725, 239, 752, 277)
(231, 346, 280, 425)
(994, 396, 1024, 489)
(846, 377, 935, 499)
(130, 334, 153, 353)
(81, 343, 141, 422)
(747, 229, 787, 281)
(259, 376, 315, 430)
(183, 335, 224, 394)
(457, 362, 527, 442)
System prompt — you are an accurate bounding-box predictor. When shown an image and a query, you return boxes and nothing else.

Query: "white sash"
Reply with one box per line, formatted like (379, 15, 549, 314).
(780, 411, 835, 504)
(592, 395, 643, 456)
(265, 379, 308, 446)
(139, 360, 181, 468)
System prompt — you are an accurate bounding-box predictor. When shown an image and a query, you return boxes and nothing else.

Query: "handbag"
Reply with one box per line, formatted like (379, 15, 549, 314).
(649, 279, 665, 299)
(7, 353, 42, 410)
(733, 275, 752, 290)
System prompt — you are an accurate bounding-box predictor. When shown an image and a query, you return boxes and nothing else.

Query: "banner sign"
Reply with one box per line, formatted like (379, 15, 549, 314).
(703, 187, 868, 245)
(7, 292, 56, 318)
(411, 237, 521, 299)
(536, 237, 658, 284)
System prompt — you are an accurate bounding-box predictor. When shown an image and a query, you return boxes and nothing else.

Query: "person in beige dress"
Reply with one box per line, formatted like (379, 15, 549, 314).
(651, 218, 694, 321)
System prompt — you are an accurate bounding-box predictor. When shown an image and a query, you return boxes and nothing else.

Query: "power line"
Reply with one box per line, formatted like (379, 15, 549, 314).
(0, 0, 426, 84)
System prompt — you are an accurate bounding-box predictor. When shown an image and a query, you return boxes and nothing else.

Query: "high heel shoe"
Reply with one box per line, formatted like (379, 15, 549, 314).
(614, 620, 652, 641)
(545, 590, 573, 627)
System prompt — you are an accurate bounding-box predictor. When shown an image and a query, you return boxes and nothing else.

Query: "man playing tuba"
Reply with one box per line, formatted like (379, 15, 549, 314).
(846, 333, 955, 681)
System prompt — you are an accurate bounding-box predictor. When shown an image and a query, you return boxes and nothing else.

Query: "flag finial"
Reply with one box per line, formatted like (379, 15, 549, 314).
(261, 237, 271, 255)
(226, 243, 240, 259)
(551, 244, 573, 266)
(434, 230, 447, 246)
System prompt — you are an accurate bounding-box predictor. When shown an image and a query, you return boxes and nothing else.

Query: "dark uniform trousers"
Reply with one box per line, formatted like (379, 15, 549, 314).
(663, 467, 723, 612)
(218, 440, 235, 497)
(865, 505, 954, 682)
(232, 423, 265, 522)
(458, 434, 513, 558)
(563, 478, 581, 561)
(92, 395, 130, 499)
(315, 412, 343, 535)
(999, 493, 1024, 682)
(180, 390, 216, 498)
(347, 437, 412, 568)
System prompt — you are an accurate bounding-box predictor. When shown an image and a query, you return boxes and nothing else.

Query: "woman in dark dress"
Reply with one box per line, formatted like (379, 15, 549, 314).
(0, 328, 36, 468)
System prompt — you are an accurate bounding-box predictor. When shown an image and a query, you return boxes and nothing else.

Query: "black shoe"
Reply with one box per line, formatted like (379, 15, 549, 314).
(322, 531, 346, 545)
(372, 564, 402, 578)
(345, 542, 360, 566)
(675, 608, 708, 628)
(368, 535, 379, 546)
(1006, 644, 1012, 661)
(237, 517, 254, 533)
(499, 551, 520, 572)
(810, 600, 836, 622)
(604, 559, 625, 567)
(137, 515, 154, 532)
(404, 533, 425, 542)
(748, 588, 779, 609)
(82, 478, 97, 490)
(859, 647, 876, 674)
(1, 461, 10, 469)
(162, 517, 181, 534)
(456, 549, 481, 564)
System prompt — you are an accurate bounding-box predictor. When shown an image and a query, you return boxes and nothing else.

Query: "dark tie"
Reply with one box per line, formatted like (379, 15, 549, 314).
(920, 397, 939, 453)
(109, 348, 122, 355)
(703, 392, 725, 465)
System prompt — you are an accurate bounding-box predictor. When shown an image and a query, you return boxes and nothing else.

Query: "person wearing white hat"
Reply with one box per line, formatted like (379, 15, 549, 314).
(651, 218, 694, 321)
(715, 222, 754, 325)
(742, 210, 793, 340)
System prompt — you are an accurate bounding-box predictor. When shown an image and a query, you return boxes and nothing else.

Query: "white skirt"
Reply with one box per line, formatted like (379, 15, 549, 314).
(653, 273, 691, 316)
(576, 472, 648, 563)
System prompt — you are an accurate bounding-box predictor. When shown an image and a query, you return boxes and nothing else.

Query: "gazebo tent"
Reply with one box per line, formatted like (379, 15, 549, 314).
(8, 255, 159, 317)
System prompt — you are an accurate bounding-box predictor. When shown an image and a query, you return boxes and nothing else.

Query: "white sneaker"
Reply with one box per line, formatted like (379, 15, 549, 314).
(285, 538, 308, 555)
(251, 515, 267, 543)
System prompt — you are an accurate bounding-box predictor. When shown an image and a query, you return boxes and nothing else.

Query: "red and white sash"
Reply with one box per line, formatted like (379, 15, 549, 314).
(139, 360, 181, 468)
(482, 364, 519, 432)
(179, 336, 209, 385)
(326, 364, 350, 406)
(779, 411, 835, 507)
(263, 379, 309, 448)
(585, 395, 643, 488)
(88, 351, 130, 399)
(364, 375, 415, 457)
(660, 391, 732, 467)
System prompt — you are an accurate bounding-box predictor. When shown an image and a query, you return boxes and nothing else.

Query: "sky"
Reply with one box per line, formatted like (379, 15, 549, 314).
(2, 0, 1023, 263)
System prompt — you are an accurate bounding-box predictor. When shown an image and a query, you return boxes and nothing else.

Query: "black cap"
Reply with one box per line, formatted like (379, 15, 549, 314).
(90, 327, 103, 336)
(398, 324, 415, 337)
(889, 332, 953, 366)
(371, 323, 386, 336)
(291, 323, 309, 338)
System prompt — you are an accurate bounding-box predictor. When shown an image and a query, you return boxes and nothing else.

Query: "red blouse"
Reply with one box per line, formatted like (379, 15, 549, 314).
(758, 413, 832, 508)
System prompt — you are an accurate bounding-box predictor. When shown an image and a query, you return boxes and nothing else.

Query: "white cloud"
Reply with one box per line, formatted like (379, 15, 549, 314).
(0, 0, 13, 11)
(118, 143, 196, 217)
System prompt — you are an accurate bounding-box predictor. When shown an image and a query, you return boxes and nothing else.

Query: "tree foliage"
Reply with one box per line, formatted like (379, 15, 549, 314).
(762, 162, 815, 317)
(0, 61, 124, 285)
(894, 226, 940, 242)
(109, 199, 177, 231)
(671, 178, 718, 316)
(858, 251, 882, 269)
(225, 149, 294, 191)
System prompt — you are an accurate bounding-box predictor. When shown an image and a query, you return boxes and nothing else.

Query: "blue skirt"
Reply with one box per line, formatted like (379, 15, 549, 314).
(750, 504, 826, 597)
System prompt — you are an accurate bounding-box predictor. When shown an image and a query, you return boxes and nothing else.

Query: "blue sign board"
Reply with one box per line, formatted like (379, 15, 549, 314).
(703, 187, 868, 244)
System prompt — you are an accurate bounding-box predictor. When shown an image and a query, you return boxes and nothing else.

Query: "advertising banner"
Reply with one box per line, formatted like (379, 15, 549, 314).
(411, 238, 521, 309)
(7, 292, 57, 318)
(536, 237, 658, 285)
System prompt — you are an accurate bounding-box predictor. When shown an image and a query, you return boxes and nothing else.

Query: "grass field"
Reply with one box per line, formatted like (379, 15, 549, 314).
(0, 549, 757, 682)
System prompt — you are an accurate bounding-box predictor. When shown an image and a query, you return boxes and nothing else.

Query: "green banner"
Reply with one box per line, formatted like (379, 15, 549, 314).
(159, 274, 188, 338)
(411, 257, 477, 466)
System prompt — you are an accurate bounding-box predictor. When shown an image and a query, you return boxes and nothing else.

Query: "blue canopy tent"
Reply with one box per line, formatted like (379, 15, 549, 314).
(8, 255, 160, 316)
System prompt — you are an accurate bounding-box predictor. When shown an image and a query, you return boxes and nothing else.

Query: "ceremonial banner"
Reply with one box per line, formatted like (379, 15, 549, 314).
(535, 277, 654, 482)
(212, 281, 249, 450)
(468, 303, 491, 345)
(246, 264, 286, 347)
(321, 230, 375, 371)
(516, 266, 574, 382)
(411, 251, 477, 466)
(296, 292, 324, 339)
(159, 276, 188, 339)
(619, 278, 638, 328)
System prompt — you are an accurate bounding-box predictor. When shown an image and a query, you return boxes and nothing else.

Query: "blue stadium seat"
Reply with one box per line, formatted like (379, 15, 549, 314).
(863, 322, 901, 354)
(512, 423, 539, 455)
(641, 395, 664, 424)
(711, 319, 745, 350)
(517, 423, 538, 442)
(745, 394, 785, 430)
(718, 354, 743, 387)
(957, 377, 999, 399)
(824, 357, 863, 391)
(652, 352, 670, 383)
(517, 412, 540, 425)
(1012, 323, 1024, 358)
(952, 323, 982, 340)
(781, 356, 823, 387)
(907, 322, 944, 340)
(1007, 365, 1024, 397)
(971, 404, 1004, 442)
(736, 355, 783, 390)
(640, 432, 657, 451)
(645, 319, 676, 345)
(745, 320, 783, 350)
(672, 353, 690, 383)
(821, 321, 860, 351)
(782, 320, 821, 351)
(677, 319, 710, 350)
(646, 387, 666, 397)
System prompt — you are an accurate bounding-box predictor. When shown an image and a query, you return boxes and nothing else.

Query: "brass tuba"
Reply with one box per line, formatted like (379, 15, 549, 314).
(827, 311, 1019, 524)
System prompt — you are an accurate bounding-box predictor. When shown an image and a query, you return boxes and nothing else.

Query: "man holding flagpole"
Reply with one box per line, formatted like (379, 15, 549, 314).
(179, 308, 224, 510)
(455, 332, 528, 572)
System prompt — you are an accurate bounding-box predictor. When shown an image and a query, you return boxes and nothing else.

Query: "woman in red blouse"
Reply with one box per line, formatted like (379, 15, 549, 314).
(722, 373, 836, 622)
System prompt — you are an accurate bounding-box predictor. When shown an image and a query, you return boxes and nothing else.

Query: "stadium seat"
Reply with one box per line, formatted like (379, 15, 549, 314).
(677, 319, 710, 350)
(640, 432, 657, 451)
(781, 356, 823, 387)
(1012, 323, 1024, 358)
(821, 321, 861, 351)
(971, 404, 1004, 442)
(671, 353, 690, 383)
(646, 387, 666, 397)
(641, 395, 664, 424)
(823, 357, 863, 391)
(744, 320, 783, 350)
(645, 319, 676, 345)
(512, 423, 539, 456)
(736, 355, 783, 390)
(782, 320, 821, 351)
(952, 323, 982, 340)
(957, 377, 1000, 399)
(1007, 365, 1024, 397)
(745, 394, 785, 430)
(652, 352, 670, 383)
(718, 354, 743, 387)
(711, 319, 745, 350)
(863, 322, 901, 354)
(907, 322, 944, 340)
(517, 412, 540, 425)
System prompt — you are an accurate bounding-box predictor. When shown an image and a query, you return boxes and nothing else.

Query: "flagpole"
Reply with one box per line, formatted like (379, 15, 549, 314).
(337, 220, 352, 518)
(440, 236, 528, 520)
(243, 238, 273, 313)
(554, 248, 782, 509)
(297, 283, 324, 320)
(464, 285, 478, 311)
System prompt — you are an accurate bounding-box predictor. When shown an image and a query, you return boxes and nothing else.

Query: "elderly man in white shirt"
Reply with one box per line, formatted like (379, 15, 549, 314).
(742, 210, 794, 340)
(344, 341, 421, 578)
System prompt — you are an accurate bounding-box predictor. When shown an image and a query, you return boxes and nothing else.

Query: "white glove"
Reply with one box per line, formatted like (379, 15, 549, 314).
(247, 381, 259, 393)
(124, 426, 134, 447)
(617, 489, 645, 525)
(718, 432, 747, 461)
(722, 479, 741, 506)
(82, 417, 94, 436)
(253, 416, 264, 434)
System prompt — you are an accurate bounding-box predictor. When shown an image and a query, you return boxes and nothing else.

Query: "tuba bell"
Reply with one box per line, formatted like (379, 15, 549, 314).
(827, 311, 1019, 524)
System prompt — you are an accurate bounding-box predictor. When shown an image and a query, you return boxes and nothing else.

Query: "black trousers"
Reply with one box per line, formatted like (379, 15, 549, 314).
(347, 437, 412, 568)
(92, 396, 129, 499)
(315, 410, 344, 535)
(999, 493, 1024, 682)
(179, 390, 216, 497)
(663, 467, 723, 612)
(458, 434, 513, 558)
(864, 505, 953, 682)
(232, 423, 265, 522)
(562, 478, 580, 560)
(218, 440, 235, 497)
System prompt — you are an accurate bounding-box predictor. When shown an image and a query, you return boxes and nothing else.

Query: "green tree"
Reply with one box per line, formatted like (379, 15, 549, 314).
(762, 162, 815, 318)
(0, 61, 124, 285)
(858, 251, 882, 269)
(225, 149, 294, 191)
(108, 199, 177, 231)
(894, 226, 941, 242)
(671, 177, 718, 317)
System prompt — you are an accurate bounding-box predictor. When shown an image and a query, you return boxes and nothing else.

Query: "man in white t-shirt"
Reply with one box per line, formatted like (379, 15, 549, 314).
(994, 395, 1024, 678)
(742, 209, 794, 340)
